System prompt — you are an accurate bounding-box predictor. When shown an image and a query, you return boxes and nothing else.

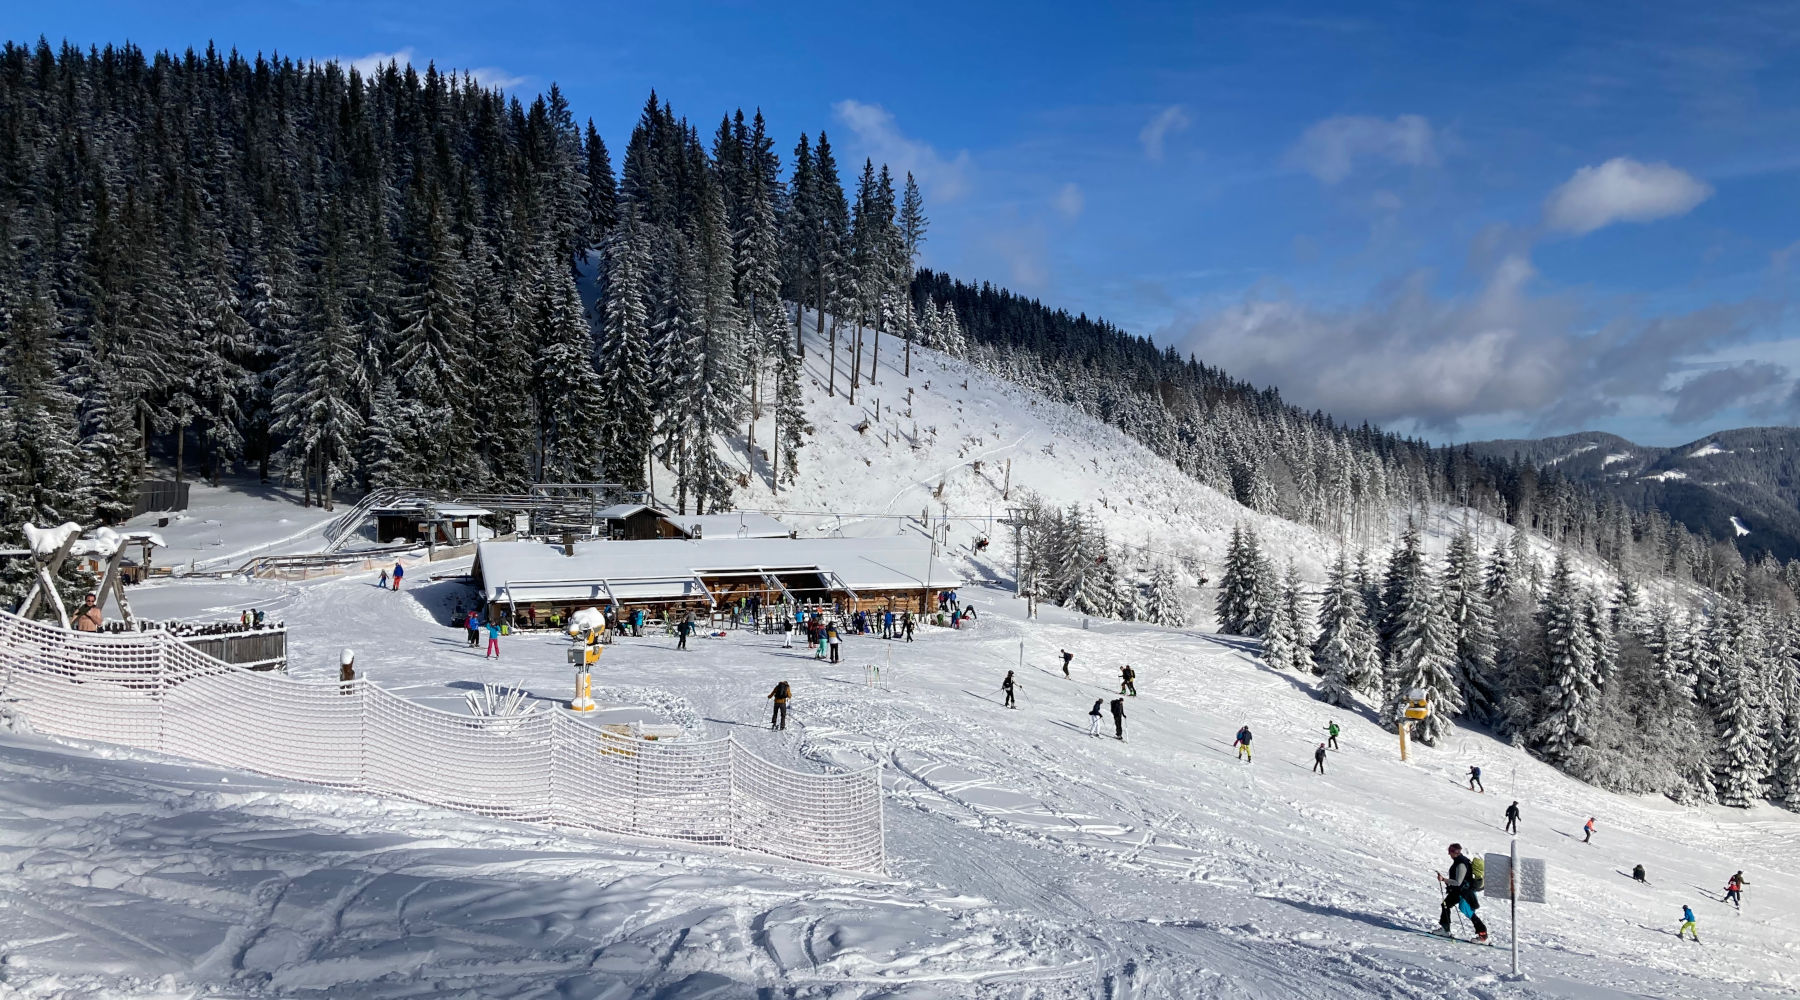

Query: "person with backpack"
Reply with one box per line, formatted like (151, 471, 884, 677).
(1120, 664, 1137, 696)
(1724, 871, 1744, 910)
(1326, 720, 1340, 750)
(767, 680, 791, 730)
(1434, 843, 1489, 943)
(391, 562, 404, 591)
(1678, 905, 1699, 942)
(1313, 742, 1328, 774)
(1087, 698, 1105, 737)
(1002, 670, 1017, 708)
(484, 619, 502, 659)
(1234, 725, 1253, 762)
(1467, 765, 1484, 793)
(1504, 801, 1520, 835)
(1583, 817, 1596, 843)
(465, 610, 481, 648)
(1061, 649, 1074, 678)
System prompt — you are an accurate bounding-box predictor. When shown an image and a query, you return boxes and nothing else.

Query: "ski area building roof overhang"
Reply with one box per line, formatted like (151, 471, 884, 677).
(472, 535, 961, 606)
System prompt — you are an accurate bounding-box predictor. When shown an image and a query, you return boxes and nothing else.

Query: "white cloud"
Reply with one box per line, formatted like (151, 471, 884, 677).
(1138, 105, 1190, 162)
(1543, 157, 1713, 235)
(831, 100, 972, 202)
(1286, 114, 1438, 184)
(340, 48, 525, 91)
(1053, 182, 1084, 220)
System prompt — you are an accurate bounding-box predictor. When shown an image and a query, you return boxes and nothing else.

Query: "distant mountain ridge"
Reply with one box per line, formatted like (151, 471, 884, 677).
(1463, 427, 1800, 563)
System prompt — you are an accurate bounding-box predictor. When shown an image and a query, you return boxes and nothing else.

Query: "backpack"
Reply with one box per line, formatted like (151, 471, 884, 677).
(1468, 856, 1485, 892)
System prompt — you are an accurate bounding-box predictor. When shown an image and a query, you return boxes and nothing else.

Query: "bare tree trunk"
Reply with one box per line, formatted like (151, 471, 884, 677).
(871, 312, 881, 385)
(904, 331, 911, 378)
(321, 450, 334, 512)
(174, 423, 185, 487)
(850, 320, 861, 405)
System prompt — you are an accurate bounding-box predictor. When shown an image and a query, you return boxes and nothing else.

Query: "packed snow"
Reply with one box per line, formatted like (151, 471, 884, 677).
(1642, 469, 1689, 482)
(1600, 453, 1631, 468)
(1732, 516, 1752, 537)
(1687, 443, 1727, 459)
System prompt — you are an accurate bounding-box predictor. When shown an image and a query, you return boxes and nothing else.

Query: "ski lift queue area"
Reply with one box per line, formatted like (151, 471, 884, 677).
(470, 534, 964, 630)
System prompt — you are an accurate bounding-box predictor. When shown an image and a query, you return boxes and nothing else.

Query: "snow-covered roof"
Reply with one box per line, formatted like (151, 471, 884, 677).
(474, 535, 960, 604)
(595, 503, 669, 520)
(369, 502, 492, 518)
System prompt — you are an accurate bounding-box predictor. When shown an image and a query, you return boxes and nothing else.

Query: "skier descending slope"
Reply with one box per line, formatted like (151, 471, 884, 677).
(1434, 843, 1490, 943)
(1325, 720, 1340, 750)
(1234, 725, 1253, 762)
(1583, 817, 1597, 843)
(1725, 871, 1744, 910)
(1002, 670, 1017, 709)
(1679, 905, 1700, 942)
(1504, 801, 1520, 834)
(1087, 698, 1104, 737)
(1061, 649, 1074, 678)
(1313, 743, 1327, 774)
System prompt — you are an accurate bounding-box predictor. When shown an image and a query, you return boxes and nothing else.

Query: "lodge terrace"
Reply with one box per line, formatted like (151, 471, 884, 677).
(470, 534, 963, 625)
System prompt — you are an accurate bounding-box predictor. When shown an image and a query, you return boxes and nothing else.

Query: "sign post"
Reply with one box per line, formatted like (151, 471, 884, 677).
(1484, 840, 1546, 979)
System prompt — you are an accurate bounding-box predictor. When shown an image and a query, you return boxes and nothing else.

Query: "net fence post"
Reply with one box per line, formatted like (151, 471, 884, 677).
(727, 734, 739, 851)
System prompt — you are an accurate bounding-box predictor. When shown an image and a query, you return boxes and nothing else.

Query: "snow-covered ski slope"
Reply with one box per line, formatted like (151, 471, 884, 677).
(7, 561, 1798, 997)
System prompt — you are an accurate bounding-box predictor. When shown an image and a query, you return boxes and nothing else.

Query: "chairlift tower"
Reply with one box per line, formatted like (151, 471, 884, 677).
(996, 506, 1039, 598)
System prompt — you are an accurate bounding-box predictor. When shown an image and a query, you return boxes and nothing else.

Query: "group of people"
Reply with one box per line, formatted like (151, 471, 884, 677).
(461, 609, 503, 658)
(376, 562, 404, 590)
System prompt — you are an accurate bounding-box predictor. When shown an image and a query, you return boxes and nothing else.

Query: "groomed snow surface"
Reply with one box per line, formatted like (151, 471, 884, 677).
(4, 560, 1796, 998)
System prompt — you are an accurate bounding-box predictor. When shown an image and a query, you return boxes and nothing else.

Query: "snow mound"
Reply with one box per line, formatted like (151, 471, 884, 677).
(1643, 469, 1689, 482)
(1732, 516, 1751, 536)
(1688, 442, 1727, 458)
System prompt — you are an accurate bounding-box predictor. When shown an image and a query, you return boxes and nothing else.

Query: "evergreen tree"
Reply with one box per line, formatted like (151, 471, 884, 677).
(1215, 523, 1264, 635)
(1441, 531, 1499, 720)
(1385, 572, 1463, 743)
(1532, 554, 1600, 764)
(597, 212, 655, 490)
(1145, 562, 1188, 627)
(1313, 551, 1380, 706)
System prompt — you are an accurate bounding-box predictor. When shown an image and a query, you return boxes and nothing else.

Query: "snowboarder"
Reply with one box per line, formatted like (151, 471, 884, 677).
(1632, 864, 1647, 883)
(1467, 766, 1484, 793)
(1435, 843, 1489, 943)
(1234, 725, 1253, 762)
(676, 616, 694, 650)
(1583, 817, 1596, 843)
(1061, 649, 1074, 678)
(1326, 720, 1340, 750)
(767, 680, 791, 729)
(1724, 871, 1744, 909)
(1088, 698, 1104, 737)
(1504, 801, 1520, 835)
(392, 562, 404, 591)
(465, 610, 481, 648)
(1313, 743, 1328, 774)
(1109, 698, 1126, 740)
(1678, 905, 1699, 942)
(484, 620, 501, 659)
(1120, 664, 1137, 696)
(1002, 670, 1017, 708)
(378, 568, 389, 589)
(828, 625, 842, 664)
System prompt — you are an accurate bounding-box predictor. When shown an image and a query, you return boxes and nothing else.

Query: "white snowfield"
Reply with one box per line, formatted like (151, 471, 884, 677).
(4, 335, 1794, 997)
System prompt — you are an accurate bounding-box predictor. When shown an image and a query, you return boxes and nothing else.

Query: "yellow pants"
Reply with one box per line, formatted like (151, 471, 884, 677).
(1679, 921, 1698, 940)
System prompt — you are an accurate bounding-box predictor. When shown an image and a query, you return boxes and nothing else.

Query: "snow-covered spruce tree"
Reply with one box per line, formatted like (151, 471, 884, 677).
(1261, 574, 1299, 671)
(271, 251, 364, 511)
(1249, 551, 1281, 637)
(1313, 551, 1380, 706)
(1383, 571, 1463, 742)
(1441, 531, 1499, 722)
(1715, 639, 1769, 808)
(1770, 688, 1800, 811)
(530, 255, 607, 483)
(1111, 548, 1145, 622)
(1215, 522, 1265, 636)
(1145, 562, 1188, 627)
(1280, 561, 1314, 672)
(597, 212, 656, 490)
(1377, 520, 1425, 664)
(462, 235, 533, 490)
(393, 192, 475, 489)
(1530, 554, 1599, 765)
(897, 172, 927, 377)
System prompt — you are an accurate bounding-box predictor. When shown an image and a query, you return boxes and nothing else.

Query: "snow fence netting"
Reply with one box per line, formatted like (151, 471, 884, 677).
(0, 610, 884, 872)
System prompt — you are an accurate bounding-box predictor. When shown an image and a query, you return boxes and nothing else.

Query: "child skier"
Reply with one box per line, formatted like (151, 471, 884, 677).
(1583, 817, 1596, 843)
(1087, 698, 1104, 736)
(1724, 871, 1744, 909)
(484, 620, 501, 659)
(378, 568, 389, 589)
(1234, 725, 1253, 762)
(466, 610, 481, 647)
(1678, 905, 1699, 942)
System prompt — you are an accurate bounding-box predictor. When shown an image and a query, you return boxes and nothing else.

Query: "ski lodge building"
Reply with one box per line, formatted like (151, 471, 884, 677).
(594, 504, 792, 541)
(471, 532, 961, 624)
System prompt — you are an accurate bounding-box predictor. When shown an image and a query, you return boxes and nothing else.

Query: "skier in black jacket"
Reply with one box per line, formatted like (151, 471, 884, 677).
(1313, 743, 1328, 774)
(1504, 801, 1520, 834)
(1002, 670, 1017, 708)
(1109, 698, 1126, 740)
(1119, 665, 1137, 696)
(1435, 843, 1489, 942)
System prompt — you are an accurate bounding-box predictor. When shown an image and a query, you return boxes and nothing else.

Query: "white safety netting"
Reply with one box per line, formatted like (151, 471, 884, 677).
(0, 610, 883, 872)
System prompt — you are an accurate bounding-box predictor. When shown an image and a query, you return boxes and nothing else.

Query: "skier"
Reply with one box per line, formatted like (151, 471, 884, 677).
(1326, 719, 1340, 750)
(1087, 698, 1104, 737)
(1583, 817, 1596, 844)
(884, 609, 896, 639)
(676, 616, 694, 650)
(633, 608, 644, 637)
(1724, 871, 1744, 909)
(903, 612, 915, 641)
(1434, 843, 1490, 943)
(767, 680, 791, 730)
(484, 619, 501, 659)
(465, 610, 481, 648)
(1467, 765, 1484, 793)
(1120, 664, 1137, 696)
(1678, 904, 1699, 942)
(1632, 864, 1647, 883)
(392, 562, 404, 591)
(1313, 742, 1328, 774)
(1002, 670, 1017, 708)
(815, 628, 829, 661)
(1109, 697, 1126, 740)
(1061, 649, 1074, 678)
(1504, 801, 1520, 835)
(828, 624, 842, 664)
(1234, 725, 1253, 762)
(378, 568, 389, 589)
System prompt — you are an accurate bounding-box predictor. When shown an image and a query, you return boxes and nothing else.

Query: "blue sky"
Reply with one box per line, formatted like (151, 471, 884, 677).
(20, 1, 1800, 445)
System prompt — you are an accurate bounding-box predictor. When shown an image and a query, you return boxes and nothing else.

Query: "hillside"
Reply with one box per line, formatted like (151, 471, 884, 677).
(1465, 427, 1800, 563)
